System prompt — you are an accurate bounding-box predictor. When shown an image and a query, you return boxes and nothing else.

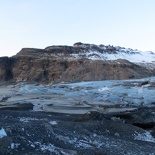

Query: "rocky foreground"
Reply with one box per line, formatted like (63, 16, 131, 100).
(0, 109, 155, 155)
(0, 77, 155, 154)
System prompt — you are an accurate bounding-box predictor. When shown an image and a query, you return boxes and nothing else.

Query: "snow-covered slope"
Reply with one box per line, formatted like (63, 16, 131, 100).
(18, 42, 155, 65)
(71, 42, 155, 63)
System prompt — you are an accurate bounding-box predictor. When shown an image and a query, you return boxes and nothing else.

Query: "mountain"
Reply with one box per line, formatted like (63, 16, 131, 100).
(1, 44, 155, 154)
(0, 42, 155, 83)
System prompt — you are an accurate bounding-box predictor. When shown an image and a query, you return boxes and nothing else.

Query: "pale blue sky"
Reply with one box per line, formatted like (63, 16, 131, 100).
(0, 0, 155, 56)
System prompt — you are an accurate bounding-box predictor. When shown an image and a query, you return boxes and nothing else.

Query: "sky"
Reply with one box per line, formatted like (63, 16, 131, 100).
(0, 0, 155, 57)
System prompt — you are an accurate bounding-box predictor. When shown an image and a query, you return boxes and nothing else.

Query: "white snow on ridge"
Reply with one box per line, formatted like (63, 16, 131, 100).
(71, 44, 155, 63)
(85, 50, 155, 63)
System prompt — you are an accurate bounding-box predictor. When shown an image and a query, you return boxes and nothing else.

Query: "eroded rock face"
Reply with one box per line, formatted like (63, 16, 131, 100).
(10, 57, 155, 83)
(0, 57, 12, 81)
(0, 43, 155, 83)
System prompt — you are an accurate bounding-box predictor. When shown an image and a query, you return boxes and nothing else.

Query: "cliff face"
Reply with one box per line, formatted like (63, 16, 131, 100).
(0, 57, 12, 81)
(0, 43, 155, 83)
(0, 56, 153, 84)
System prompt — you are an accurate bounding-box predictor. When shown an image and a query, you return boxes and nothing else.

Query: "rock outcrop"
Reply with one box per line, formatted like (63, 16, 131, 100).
(0, 57, 12, 81)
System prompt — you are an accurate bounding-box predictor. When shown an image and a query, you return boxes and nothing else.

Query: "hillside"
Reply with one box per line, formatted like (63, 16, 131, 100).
(0, 42, 155, 83)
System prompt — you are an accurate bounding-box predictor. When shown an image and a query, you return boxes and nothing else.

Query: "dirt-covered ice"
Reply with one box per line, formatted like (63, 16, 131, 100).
(0, 77, 155, 154)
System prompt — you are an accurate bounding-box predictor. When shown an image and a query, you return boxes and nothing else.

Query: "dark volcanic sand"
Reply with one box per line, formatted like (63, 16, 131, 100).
(0, 109, 155, 155)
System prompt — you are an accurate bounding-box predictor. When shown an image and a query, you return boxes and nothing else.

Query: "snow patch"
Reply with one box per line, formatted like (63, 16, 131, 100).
(19, 117, 45, 122)
(70, 44, 155, 63)
(40, 144, 56, 153)
(134, 131, 155, 143)
(34, 142, 71, 155)
(98, 87, 111, 92)
(0, 128, 7, 138)
(11, 143, 20, 149)
(49, 121, 58, 125)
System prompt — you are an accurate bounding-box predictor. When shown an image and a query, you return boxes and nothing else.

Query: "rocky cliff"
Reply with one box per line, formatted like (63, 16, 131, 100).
(0, 43, 155, 83)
